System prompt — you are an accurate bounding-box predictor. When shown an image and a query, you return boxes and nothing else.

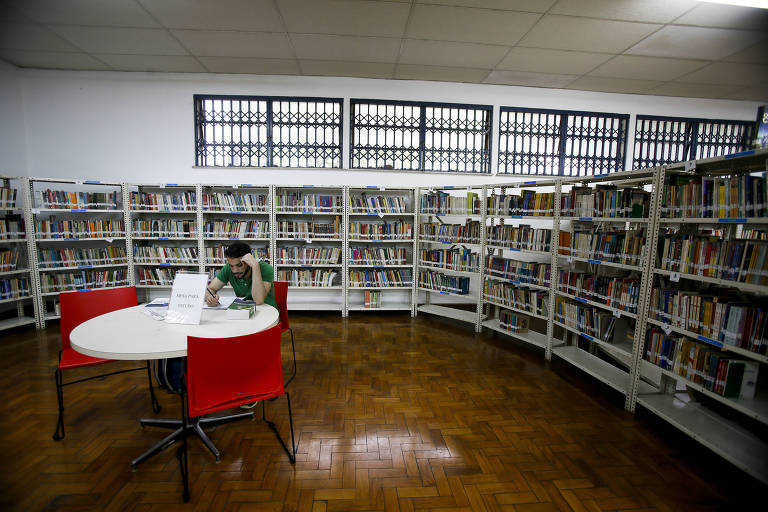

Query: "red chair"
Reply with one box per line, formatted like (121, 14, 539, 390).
(53, 287, 160, 440)
(272, 281, 296, 386)
(178, 324, 296, 502)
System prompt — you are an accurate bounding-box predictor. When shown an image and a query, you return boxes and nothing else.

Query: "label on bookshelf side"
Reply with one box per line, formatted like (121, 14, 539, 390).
(697, 335, 723, 348)
(581, 333, 594, 341)
(587, 259, 602, 265)
(574, 296, 587, 303)
(661, 323, 672, 334)
(717, 218, 746, 223)
(523, 181, 536, 185)
(579, 217, 592, 221)
(684, 161, 696, 171)
(613, 309, 621, 318)
(670, 272, 680, 282)
(232, 184, 239, 189)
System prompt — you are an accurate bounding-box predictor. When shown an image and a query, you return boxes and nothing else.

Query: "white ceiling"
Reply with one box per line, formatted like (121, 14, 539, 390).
(1, 0, 767, 101)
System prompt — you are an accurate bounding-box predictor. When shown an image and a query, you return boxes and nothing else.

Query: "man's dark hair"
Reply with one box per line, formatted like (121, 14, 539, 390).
(225, 242, 251, 259)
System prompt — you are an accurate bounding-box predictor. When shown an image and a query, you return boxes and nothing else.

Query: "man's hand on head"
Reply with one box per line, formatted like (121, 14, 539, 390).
(240, 253, 258, 268)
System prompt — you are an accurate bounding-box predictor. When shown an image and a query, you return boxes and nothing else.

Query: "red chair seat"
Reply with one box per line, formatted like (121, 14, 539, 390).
(57, 347, 113, 370)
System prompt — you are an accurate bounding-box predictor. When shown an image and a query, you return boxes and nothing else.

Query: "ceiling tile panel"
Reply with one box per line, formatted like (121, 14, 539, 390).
(406, 5, 540, 45)
(278, 0, 410, 38)
(647, 82, 746, 99)
(566, 76, 662, 94)
(0, 49, 110, 69)
(198, 56, 300, 75)
(673, 4, 768, 31)
(415, 0, 555, 11)
(95, 54, 206, 72)
(674, 62, 768, 86)
(301, 60, 394, 79)
(519, 15, 661, 53)
(49, 26, 188, 55)
(142, 0, 283, 31)
(497, 47, 611, 74)
(7, 0, 160, 27)
(172, 30, 294, 59)
(626, 26, 765, 60)
(721, 86, 768, 102)
(395, 64, 489, 83)
(722, 39, 768, 65)
(291, 34, 400, 63)
(400, 39, 508, 68)
(589, 55, 707, 81)
(549, 0, 697, 23)
(0, 22, 81, 52)
(484, 69, 577, 88)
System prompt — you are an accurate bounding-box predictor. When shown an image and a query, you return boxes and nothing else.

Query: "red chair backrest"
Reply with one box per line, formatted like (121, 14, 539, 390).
(272, 281, 290, 331)
(186, 324, 284, 418)
(60, 287, 138, 351)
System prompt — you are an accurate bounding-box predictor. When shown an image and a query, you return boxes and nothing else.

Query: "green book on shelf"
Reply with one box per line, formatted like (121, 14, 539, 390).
(226, 298, 256, 320)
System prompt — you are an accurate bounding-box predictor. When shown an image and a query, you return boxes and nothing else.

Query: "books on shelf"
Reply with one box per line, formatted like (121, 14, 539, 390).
(134, 246, 197, 265)
(558, 271, 640, 313)
(38, 246, 127, 268)
(485, 256, 550, 287)
(202, 192, 267, 212)
(0, 217, 24, 239)
(275, 247, 341, 265)
(487, 190, 554, 216)
(349, 194, 408, 214)
(420, 190, 480, 215)
(662, 173, 768, 219)
(419, 220, 481, 244)
(364, 290, 381, 308)
(276, 269, 338, 287)
(202, 219, 269, 238)
(0, 248, 21, 271)
(36, 219, 125, 239)
(419, 270, 470, 295)
(0, 277, 31, 300)
(0, 187, 18, 209)
(274, 192, 342, 213)
(39, 269, 127, 293)
(484, 280, 548, 317)
(499, 308, 531, 333)
(349, 221, 413, 240)
(560, 227, 646, 266)
(486, 225, 551, 252)
(39, 189, 118, 210)
(420, 248, 478, 273)
(561, 186, 650, 218)
(277, 218, 341, 239)
(137, 267, 180, 286)
(554, 296, 617, 342)
(132, 219, 195, 238)
(349, 269, 412, 287)
(349, 246, 407, 265)
(130, 191, 196, 211)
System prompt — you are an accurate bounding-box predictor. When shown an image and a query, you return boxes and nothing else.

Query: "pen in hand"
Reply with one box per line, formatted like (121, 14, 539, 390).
(205, 287, 220, 306)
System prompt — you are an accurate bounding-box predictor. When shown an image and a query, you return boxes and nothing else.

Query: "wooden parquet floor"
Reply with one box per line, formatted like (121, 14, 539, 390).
(0, 312, 761, 511)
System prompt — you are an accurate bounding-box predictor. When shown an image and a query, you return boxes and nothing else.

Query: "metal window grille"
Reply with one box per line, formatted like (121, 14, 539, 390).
(498, 108, 628, 176)
(194, 95, 342, 168)
(633, 115, 753, 169)
(351, 100, 492, 173)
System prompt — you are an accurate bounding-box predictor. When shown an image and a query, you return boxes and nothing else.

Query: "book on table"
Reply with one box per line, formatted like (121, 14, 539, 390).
(226, 298, 256, 319)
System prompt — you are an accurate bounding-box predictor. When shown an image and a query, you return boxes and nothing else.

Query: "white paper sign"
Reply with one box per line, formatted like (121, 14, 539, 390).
(165, 272, 208, 324)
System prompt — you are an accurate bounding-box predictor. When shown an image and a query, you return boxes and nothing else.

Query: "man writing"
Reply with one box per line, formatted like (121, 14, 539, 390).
(205, 242, 277, 310)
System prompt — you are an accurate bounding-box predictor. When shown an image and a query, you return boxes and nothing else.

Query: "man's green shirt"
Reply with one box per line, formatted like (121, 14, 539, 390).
(216, 261, 277, 310)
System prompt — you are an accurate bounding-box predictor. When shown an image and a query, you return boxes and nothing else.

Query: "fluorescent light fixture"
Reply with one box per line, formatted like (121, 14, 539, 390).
(695, 0, 768, 8)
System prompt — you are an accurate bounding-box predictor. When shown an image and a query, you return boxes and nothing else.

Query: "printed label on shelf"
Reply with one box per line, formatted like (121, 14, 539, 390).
(670, 272, 680, 282)
(718, 218, 746, 223)
(661, 323, 672, 334)
(75, 180, 83, 186)
(380, 186, 386, 191)
(684, 161, 696, 171)
(613, 309, 621, 318)
(306, 239, 312, 243)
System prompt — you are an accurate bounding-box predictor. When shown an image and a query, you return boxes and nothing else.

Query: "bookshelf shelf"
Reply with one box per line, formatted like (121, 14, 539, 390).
(659, 217, 768, 224)
(0, 316, 36, 331)
(347, 306, 412, 311)
(554, 345, 654, 395)
(417, 263, 477, 277)
(417, 304, 476, 324)
(39, 263, 127, 272)
(555, 290, 637, 320)
(560, 216, 649, 223)
(0, 295, 33, 305)
(483, 296, 547, 321)
(558, 254, 644, 272)
(485, 274, 550, 292)
(653, 269, 768, 295)
(348, 264, 411, 268)
(482, 318, 548, 349)
(0, 269, 30, 277)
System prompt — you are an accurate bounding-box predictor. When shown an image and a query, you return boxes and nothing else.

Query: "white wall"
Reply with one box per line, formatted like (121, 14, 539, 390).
(0, 62, 27, 177)
(12, 68, 761, 186)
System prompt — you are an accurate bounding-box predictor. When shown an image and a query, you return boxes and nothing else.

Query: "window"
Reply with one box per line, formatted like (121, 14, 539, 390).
(351, 100, 492, 173)
(633, 115, 753, 169)
(498, 108, 628, 176)
(194, 95, 343, 168)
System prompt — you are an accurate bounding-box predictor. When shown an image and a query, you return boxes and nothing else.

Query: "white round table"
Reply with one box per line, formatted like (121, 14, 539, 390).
(71, 304, 279, 360)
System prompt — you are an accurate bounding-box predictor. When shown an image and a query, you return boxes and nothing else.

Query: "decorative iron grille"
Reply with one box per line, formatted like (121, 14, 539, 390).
(633, 115, 753, 169)
(194, 95, 342, 168)
(351, 100, 492, 173)
(499, 108, 628, 176)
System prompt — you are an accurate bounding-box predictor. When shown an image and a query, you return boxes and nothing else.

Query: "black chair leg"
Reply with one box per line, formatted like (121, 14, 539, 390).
(146, 361, 161, 414)
(285, 328, 297, 387)
(264, 392, 296, 463)
(178, 389, 190, 503)
(52, 368, 65, 441)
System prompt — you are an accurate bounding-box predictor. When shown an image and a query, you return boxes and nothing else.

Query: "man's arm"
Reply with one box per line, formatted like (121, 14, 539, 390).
(205, 277, 225, 306)
(242, 253, 270, 305)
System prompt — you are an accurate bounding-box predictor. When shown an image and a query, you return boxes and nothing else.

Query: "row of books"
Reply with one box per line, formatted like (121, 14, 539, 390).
(130, 192, 196, 211)
(498, 308, 531, 333)
(137, 267, 180, 285)
(202, 220, 269, 238)
(483, 281, 549, 317)
(487, 191, 554, 216)
(420, 191, 481, 215)
(274, 247, 341, 265)
(661, 173, 768, 219)
(419, 221, 482, 244)
(0, 218, 24, 239)
(349, 221, 413, 240)
(274, 193, 343, 212)
(0, 248, 21, 271)
(554, 296, 617, 342)
(644, 329, 759, 399)
(559, 229, 646, 266)
(0, 187, 17, 209)
(134, 246, 197, 265)
(349, 247, 407, 265)
(132, 220, 195, 238)
(561, 186, 650, 218)
(486, 225, 552, 253)
(485, 256, 551, 286)
(36, 220, 125, 238)
(658, 234, 768, 285)
(276, 219, 341, 238)
(0, 277, 30, 300)
(202, 192, 268, 211)
(419, 270, 470, 295)
(39, 270, 128, 293)
(363, 290, 382, 308)
(275, 269, 339, 287)
(649, 287, 766, 353)
(558, 272, 640, 313)
(38, 246, 127, 268)
(349, 269, 412, 287)
(349, 195, 408, 214)
(39, 190, 118, 210)
(419, 248, 479, 273)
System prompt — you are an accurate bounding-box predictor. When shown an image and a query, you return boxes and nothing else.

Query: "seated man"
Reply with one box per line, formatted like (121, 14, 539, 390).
(205, 242, 277, 310)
